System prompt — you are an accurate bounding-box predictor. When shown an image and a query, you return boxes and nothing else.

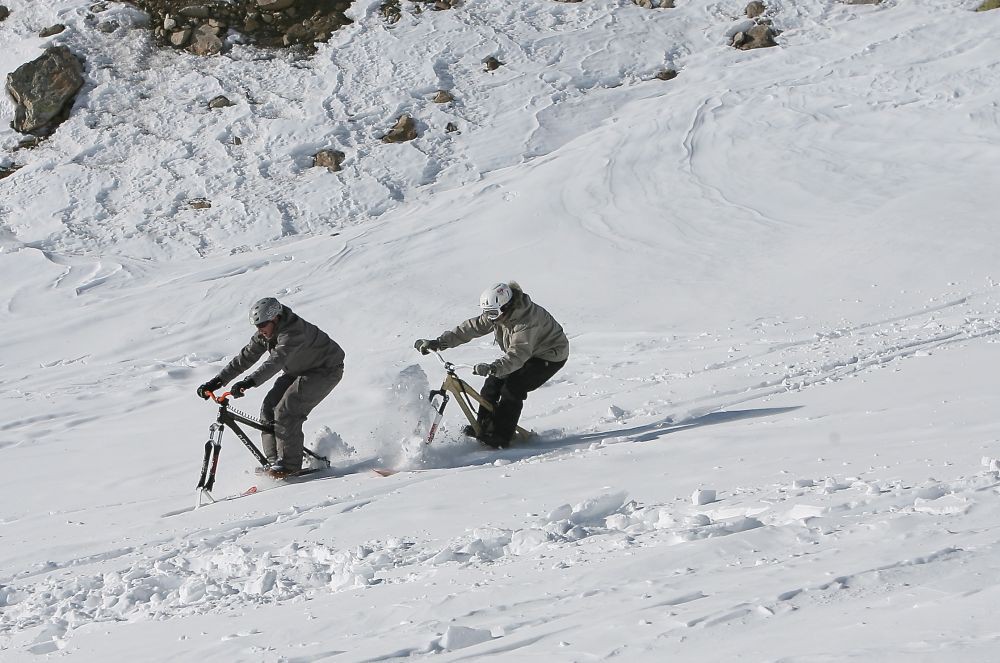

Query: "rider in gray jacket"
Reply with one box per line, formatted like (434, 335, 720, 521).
(414, 282, 568, 448)
(197, 298, 345, 475)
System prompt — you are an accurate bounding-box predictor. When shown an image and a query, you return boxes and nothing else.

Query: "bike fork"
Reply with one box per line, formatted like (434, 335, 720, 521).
(426, 389, 450, 444)
(195, 422, 223, 508)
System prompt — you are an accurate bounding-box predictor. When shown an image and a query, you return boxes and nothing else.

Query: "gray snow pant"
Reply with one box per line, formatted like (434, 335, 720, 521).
(259, 368, 342, 469)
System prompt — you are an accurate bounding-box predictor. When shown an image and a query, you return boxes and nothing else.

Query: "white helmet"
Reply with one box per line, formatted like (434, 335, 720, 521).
(479, 283, 513, 320)
(249, 297, 282, 326)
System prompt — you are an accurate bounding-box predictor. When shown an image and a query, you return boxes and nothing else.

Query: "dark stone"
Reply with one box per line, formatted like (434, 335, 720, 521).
(733, 24, 777, 50)
(381, 114, 417, 143)
(745, 1, 765, 18)
(483, 56, 502, 71)
(6, 46, 85, 135)
(39, 24, 67, 37)
(0, 163, 22, 180)
(313, 148, 345, 171)
(208, 94, 234, 108)
(380, 0, 401, 23)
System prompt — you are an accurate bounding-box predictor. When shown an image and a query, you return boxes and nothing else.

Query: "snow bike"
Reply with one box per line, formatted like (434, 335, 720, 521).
(194, 390, 331, 508)
(424, 351, 531, 444)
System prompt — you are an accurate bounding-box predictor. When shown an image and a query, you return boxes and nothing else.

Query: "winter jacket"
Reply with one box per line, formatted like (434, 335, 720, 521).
(436, 283, 569, 378)
(216, 306, 345, 387)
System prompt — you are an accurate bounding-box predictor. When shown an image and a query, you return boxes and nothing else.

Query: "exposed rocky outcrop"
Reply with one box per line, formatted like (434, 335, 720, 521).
(0, 6, 10, 23)
(978, 0, 1000, 10)
(6, 46, 85, 136)
(633, 0, 673, 7)
(432, 90, 454, 103)
(124, 0, 353, 53)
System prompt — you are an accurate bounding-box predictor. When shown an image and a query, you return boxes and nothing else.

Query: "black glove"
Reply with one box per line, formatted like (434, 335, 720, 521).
(230, 378, 255, 398)
(473, 362, 494, 377)
(197, 377, 224, 399)
(414, 339, 441, 355)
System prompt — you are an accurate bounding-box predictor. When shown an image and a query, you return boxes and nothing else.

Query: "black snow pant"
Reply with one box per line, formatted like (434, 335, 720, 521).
(260, 368, 343, 469)
(478, 357, 566, 446)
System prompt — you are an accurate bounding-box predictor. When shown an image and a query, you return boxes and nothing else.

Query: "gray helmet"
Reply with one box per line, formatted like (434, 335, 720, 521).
(249, 297, 282, 326)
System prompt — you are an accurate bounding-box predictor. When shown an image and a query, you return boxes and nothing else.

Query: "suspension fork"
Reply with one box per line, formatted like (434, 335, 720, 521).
(195, 421, 224, 507)
(426, 387, 451, 444)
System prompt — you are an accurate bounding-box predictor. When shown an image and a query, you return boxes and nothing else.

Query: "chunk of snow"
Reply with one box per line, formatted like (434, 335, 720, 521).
(441, 625, 494, 650)
(691, 489, 716, 505)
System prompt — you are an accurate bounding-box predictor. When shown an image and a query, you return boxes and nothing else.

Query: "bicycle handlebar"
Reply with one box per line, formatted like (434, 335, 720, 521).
(205, 390, 233, 403)
(431, 350, 474, 371)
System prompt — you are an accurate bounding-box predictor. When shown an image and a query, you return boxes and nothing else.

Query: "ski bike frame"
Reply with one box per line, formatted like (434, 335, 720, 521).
(425, 351, 530, 444)
(195, 391, 330, 508)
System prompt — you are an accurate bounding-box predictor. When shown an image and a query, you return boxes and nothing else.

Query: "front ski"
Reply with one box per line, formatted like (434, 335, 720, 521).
(162, 485, 259, 517)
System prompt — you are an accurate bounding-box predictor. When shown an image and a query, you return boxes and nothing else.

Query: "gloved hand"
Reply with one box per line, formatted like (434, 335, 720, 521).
(414, 338, 441, 355)
(197, 377, 224, 399)
(473, 362, 494, 377)
(230, 378, 255, 398)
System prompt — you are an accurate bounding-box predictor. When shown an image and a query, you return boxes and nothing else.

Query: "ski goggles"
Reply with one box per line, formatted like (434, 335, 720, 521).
(483, 307, 503, 321)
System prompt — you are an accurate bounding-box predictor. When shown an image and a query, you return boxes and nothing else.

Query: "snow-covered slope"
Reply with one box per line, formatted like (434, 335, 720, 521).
(2, 0, 1000, 660)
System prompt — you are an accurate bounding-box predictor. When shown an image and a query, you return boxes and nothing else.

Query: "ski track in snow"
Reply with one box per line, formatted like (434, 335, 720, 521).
(4, 462, 1000, 652)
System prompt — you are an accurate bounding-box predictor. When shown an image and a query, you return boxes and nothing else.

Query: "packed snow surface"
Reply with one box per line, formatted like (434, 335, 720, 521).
(2, 0, 1000, 660)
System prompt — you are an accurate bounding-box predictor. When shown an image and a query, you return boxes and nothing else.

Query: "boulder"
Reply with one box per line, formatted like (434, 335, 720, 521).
(655, 68, 677, 81)
(483, 56, 502, 71)
(745, 1, 765, 17)
(178, 5, 211, 19)
(170, 27, 192, 46)
(0, 162, 22, 180)
(39, 24, 67, 37)
(189, 23, 223, 55)
(0, 6, 10, 23)
(381, 114, 417, 143)
(732, 24, 776, 50)
(313, 149, 345, 171)
(207, 95, 234, 109)
(380, 0, 401, 24)
(432, 89, 454, 103)
(6, 46, 85, 135)
(257, 0, 295, 10)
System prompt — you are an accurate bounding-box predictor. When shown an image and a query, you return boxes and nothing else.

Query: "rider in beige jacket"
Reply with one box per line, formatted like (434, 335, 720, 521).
(415, 282, 568, 448)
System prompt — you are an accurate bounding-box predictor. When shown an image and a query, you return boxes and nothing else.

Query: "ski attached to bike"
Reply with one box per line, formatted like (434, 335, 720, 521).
(191, 390, 331, 510)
